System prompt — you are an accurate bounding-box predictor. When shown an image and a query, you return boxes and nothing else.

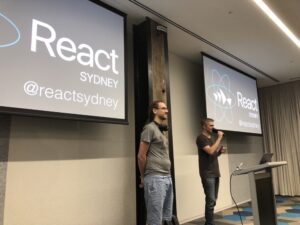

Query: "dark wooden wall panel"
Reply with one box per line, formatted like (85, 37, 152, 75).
(134, 18, 177, 225)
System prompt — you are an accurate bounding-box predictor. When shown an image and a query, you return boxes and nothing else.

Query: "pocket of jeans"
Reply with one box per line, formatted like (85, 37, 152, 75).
(148, 180, 157, 193)
(144, 177, 157, 194)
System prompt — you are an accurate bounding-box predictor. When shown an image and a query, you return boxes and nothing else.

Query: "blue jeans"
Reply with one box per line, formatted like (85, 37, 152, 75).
(144, 175, 173, 225)
(201, 177, 220, 225)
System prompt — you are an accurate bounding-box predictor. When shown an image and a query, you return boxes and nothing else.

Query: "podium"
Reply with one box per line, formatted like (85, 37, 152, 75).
(233, 161, 287, 225)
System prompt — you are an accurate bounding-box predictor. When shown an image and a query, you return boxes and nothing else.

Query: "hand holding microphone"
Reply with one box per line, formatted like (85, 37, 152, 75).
(212, 128, 225, 138)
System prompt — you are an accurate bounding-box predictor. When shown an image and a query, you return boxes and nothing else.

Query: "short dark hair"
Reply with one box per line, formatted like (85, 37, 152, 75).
(149, 100, 164, 121)
(201, 118, 214, 127)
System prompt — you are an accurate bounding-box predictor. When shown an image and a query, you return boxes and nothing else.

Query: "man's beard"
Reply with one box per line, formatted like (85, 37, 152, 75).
(159, 115, 167, 121)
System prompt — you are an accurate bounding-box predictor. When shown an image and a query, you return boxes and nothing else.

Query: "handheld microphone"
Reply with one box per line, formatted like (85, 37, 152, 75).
(212, 128, 225, 135)
(212, 128, 218, 134)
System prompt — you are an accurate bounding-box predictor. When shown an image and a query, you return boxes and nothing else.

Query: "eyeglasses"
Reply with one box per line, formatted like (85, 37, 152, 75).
(156, 107, 168, 110)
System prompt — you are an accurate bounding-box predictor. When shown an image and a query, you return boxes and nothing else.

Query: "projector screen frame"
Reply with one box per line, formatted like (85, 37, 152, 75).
(201, 52, 263, 135)
(0, 0, 128, 124)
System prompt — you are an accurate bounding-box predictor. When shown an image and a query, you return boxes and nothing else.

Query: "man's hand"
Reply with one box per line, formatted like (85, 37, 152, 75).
(217, 130, 224, 139)
(218, 146, 227, 154)
(139, 176, 144, 188)
(221, 146, 227, 153)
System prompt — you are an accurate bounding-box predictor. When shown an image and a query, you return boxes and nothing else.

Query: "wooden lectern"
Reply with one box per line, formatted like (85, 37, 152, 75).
(233, 161, 287, 225)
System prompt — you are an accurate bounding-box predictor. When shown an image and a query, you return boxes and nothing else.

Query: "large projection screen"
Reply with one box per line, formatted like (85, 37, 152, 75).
(0, 0, 127, 123)
(202, 54, 262, 134)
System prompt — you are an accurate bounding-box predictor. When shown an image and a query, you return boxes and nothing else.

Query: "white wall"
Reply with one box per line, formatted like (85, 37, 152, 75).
(4, 118, 136, 225)
(168, 53, 264, 223)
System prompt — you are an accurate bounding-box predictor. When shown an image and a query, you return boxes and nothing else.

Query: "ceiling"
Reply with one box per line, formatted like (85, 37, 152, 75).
(102, 0, 300, 87)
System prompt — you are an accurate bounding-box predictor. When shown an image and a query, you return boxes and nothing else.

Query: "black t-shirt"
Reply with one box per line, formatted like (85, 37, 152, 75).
(196, 134, 220, 178)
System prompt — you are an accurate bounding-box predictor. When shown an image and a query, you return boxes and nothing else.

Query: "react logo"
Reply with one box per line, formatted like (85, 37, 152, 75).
(0, 12, 21, 48)
(213, 89, 232, 106)
(206, 69, 236, 123)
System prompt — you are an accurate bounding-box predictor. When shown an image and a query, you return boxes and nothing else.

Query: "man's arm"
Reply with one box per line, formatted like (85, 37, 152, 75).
(203, 131, 224, 155)
(137, 141, 149, 188)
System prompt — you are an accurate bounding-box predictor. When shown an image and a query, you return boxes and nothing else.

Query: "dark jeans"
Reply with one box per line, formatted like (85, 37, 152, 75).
(201, 177, 220, 225)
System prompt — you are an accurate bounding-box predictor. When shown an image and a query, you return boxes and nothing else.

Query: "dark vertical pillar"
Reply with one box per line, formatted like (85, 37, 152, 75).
(0, 114, 11, 225)
(134, 18, 177, 225)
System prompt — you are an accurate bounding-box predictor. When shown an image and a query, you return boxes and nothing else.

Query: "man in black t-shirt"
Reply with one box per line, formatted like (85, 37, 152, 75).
(196, 118, 225, 225)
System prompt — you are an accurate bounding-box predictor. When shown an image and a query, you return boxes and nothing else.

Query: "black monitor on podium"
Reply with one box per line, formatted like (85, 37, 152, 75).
(259, 153, 273, 164)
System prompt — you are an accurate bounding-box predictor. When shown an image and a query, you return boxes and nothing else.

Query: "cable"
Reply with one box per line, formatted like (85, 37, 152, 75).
(230, 171, 244, 225)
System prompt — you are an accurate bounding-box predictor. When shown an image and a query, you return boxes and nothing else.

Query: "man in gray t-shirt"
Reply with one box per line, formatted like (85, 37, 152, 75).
(141, 121, 171, 176)
(138, 100, 173, 225)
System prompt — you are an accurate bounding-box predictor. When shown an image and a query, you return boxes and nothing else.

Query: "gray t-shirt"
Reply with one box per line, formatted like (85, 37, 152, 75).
(140, 122, 171, 176)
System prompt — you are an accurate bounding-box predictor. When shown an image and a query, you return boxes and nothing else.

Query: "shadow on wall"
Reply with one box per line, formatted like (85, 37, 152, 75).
(7, 115, 135, 161)
(226, 132, 263, 154)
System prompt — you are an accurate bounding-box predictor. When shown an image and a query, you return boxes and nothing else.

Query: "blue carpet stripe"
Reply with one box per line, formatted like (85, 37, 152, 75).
(233, 211, 252, 217)
(293, 204, 300, 209)
(279, 212, 300, 218)
(286, 209, 300, 213)
(278, 222, 289, 225)
(223, 215, 246, 221)
(242, 207, 252, 212)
